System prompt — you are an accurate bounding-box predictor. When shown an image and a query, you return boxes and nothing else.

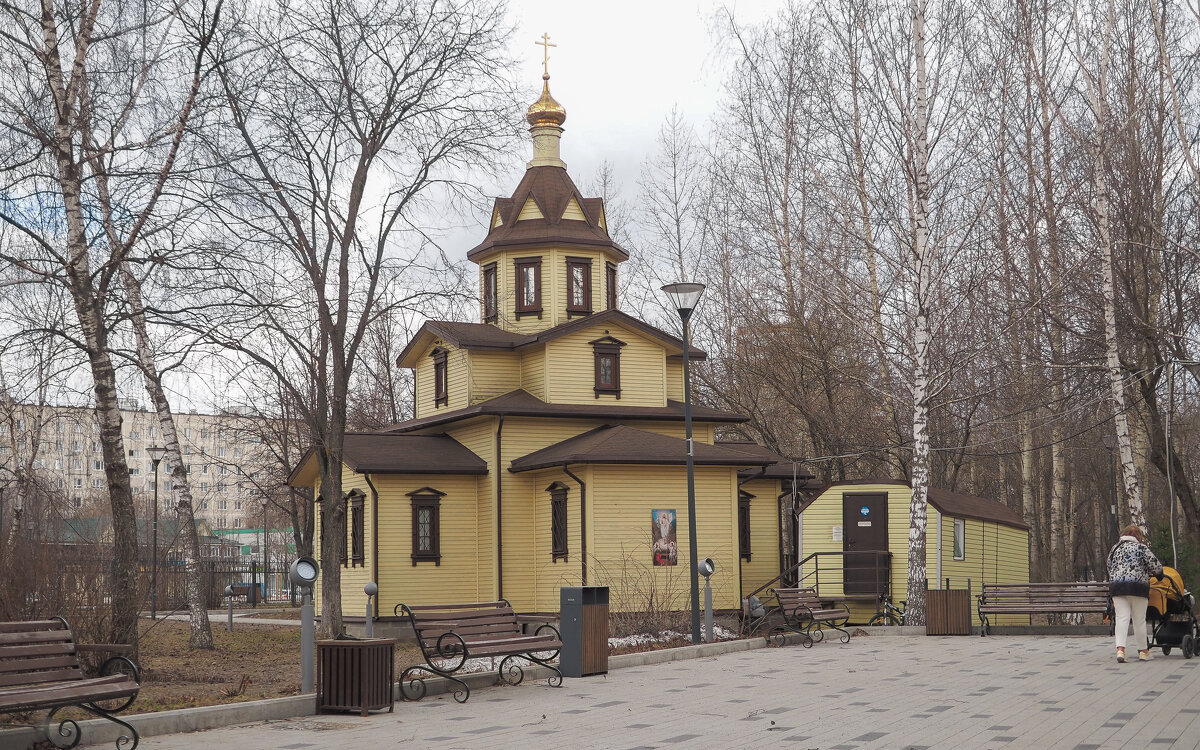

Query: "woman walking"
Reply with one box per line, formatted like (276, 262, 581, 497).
(1107, 524, 1164, 663)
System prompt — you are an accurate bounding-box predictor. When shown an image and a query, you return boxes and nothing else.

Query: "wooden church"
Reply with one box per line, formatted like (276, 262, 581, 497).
(289, 67, 800, 622)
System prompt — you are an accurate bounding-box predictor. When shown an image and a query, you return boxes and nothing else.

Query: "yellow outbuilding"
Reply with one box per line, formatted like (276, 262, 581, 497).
(288, 72, 808, 625)
(796, 481, 1031, 624)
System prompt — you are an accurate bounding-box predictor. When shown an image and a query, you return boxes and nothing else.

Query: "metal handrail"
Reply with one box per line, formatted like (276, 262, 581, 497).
(745, 551, 893, 602)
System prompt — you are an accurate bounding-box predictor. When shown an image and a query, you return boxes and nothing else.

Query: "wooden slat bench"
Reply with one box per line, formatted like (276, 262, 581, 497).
(977, 582, 1113, 636)
(767, 588, 852, 647)
(0, 618, 140, 749)
(395, 600, 563, 703)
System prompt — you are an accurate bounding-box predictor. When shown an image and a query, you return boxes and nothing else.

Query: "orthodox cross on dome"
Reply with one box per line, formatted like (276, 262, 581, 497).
(536, 32, 556, 79)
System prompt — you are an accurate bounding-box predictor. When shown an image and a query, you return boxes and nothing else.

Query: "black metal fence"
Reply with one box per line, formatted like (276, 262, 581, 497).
(156, 560, 293, 610)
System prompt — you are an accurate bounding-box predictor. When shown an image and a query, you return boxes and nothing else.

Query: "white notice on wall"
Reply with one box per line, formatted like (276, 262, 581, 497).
(832, 525, 843, 541)
(858, 521, 872, 527)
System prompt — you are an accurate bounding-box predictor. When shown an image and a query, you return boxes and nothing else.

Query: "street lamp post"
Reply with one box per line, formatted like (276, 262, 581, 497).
(1100, 434, 1118, 542)
(147, 446, 167, 620)
(661, 282, 706, 645)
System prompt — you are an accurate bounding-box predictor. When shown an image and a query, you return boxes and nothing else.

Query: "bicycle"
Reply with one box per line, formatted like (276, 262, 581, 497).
(868, 597, 906, 626)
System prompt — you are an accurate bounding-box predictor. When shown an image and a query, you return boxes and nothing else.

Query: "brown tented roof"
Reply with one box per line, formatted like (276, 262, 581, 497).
(509, 425, 772, 473)
(811, 480, 1029, 531)
(380, 389, 748, 434)
(467, 166, 628, 261)
(396, 309, 705, 368)
(287, 433, 487, 485)
(716, 441, 816, 481)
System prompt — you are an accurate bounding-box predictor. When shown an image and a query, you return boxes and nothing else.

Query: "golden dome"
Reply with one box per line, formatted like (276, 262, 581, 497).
(526, 75, 566, 128)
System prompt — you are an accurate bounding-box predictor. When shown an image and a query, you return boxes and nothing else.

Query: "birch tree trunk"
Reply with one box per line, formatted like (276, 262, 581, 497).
(1085, 0, 1147, 532)
(117, 265, 215, 649)
(904, 0, 934, 627)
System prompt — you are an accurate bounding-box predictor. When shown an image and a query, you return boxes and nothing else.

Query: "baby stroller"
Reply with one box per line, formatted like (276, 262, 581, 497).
(1147, 566, 1200, 658)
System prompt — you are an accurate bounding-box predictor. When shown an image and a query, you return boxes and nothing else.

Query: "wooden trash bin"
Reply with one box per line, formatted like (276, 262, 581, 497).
(926, 589, 971, 635)
(316, 638, 395, 715)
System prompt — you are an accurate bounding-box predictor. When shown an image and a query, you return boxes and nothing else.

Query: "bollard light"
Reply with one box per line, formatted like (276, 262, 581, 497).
(289, 556, 319, 693)
(364, 582, 378, 638)
(698, 558, 716, 643)
(224, 585, 234, 633)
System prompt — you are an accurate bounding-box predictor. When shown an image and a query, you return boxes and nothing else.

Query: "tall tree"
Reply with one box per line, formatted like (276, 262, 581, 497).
(199, 0, 519, 635)
(0, 0, 219, 652)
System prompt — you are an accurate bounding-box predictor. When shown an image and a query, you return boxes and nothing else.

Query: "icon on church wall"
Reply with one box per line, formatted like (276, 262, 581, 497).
(652, 509, 677, 566)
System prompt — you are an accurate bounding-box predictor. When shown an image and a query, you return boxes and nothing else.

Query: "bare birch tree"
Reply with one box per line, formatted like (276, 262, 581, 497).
(0, 0, 219, 651)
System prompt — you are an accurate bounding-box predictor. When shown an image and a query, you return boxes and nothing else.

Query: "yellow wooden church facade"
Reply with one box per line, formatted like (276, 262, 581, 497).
(289, 73, 798, 622)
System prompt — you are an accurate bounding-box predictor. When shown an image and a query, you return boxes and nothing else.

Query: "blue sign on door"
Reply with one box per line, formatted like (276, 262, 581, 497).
(860, 506, 870, 517)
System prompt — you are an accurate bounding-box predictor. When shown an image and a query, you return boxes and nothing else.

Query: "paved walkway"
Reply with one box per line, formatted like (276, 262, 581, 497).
(93, 635, 1200, 750)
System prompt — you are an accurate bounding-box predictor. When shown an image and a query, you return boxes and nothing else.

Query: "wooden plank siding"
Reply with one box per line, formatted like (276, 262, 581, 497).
(445, 417, 500, 600)
(933, 511, 1030, 626)
(800, 483, 1030, 624)
(527, 467, 586, 611)
(738, 478, 784, 599)
(467, 351, 521, 403)
(545, 322, 667, 407)
(373, 473, 484, 611)
(586, 465, 742, 612)
(665, 360, 684, 402)
(520, 346, 547, 400)
(412, 343, 469, 419)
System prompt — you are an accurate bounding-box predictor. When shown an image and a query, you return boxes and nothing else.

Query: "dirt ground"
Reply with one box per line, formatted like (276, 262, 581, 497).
(132, 616, 424, 712)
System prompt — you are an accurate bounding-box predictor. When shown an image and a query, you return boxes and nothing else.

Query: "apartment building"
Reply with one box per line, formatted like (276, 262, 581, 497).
(0, 399, 273, 532)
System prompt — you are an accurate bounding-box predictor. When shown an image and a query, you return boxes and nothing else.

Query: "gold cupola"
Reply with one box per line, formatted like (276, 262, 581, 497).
(527, 34, 567, 169)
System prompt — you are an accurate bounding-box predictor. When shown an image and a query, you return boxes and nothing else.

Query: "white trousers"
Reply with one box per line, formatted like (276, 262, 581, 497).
(1112, 594, 1149, 651)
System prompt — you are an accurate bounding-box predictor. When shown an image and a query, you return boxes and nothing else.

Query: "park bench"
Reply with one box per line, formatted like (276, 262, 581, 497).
(977, 581, 1113, 636)
(395, 600, 563, 703)
(767, 587, 852, 647)
(0, 618, 140, 749)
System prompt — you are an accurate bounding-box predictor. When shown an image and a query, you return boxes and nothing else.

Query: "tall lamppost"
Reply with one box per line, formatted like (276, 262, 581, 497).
(661, 281, 706, 644)
(1100, 434, 1118, 543)
(147, 445, 167, 620)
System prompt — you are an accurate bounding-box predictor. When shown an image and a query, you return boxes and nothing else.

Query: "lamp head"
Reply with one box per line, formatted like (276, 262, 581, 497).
(147, 445, 167, 465)
(698, 557, 715, 578)
(1101, 434, 1117, 451)
(289, 556, 320, 590)
(660, 282, 706, 315)
(364, 582, 378, 598)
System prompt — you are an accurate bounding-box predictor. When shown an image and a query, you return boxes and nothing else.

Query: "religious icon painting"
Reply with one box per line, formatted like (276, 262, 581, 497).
(652, 509, 677, 566)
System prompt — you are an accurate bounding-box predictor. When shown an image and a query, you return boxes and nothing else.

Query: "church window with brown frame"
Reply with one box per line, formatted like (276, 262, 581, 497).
(408, 487, 445, 565)
(590, 335, 625, 398)
(546, 481, 569, 561)
(515, 257, 542, 319)
(431, 347, 448, 407)
(482, 263, 498, 323)
(347, 489, 365, 568)
(738, 491, 753, 561)
(566, 258, 592, 317)
(606, 262, 618, 310)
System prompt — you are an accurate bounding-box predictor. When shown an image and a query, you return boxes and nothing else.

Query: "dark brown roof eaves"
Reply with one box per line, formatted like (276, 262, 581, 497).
(716, 441, 817, 482)
(397, 310, 706, 368)
(815, 480, 1029, 531)
(380, 389, 748, 434)
(509, 424, 773, 473)
(396, 321, 536, 367)
(341, 433, 487, 475)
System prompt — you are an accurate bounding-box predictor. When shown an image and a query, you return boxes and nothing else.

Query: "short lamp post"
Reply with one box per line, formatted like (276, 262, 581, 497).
(290, 556, 320, 693)
(147, 446, 167, 620)
(661, 281, 706, 645)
